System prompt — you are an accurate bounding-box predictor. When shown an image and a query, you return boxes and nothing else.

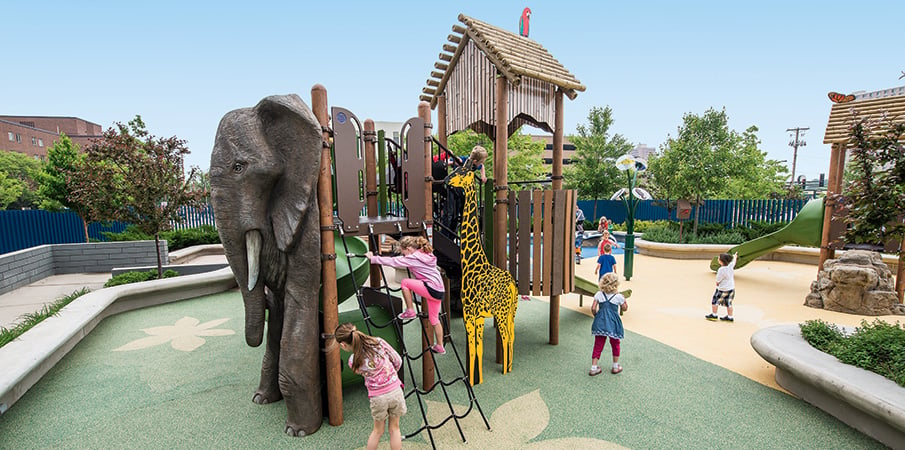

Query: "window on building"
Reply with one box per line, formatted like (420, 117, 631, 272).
(7, 132, 12, 141)
(38, 138, 43, 147)
(15, 133, 21, 143)
(32, 137, 38, 146)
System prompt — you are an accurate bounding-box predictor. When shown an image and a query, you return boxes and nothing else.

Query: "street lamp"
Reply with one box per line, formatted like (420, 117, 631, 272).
(613, 154, 649, 280)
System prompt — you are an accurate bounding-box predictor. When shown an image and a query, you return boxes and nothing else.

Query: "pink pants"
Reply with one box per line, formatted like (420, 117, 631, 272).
(401, 279, 442, 325)
(592, 336, 621, 359)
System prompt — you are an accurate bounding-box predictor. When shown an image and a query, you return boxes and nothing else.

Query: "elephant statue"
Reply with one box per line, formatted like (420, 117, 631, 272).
(210, 94, 324, 436)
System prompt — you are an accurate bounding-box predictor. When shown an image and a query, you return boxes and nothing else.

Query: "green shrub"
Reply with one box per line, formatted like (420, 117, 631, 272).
(105, 269, 179, 288)
(800, 319, 905, 387)
(689, 231, 745, 245)
(0, 288, 91, 348)
(637, 225, 686, 243)
(734, 220, 788, 241)
(611, 220, 670, 233)
(799, 319, 844, 353)
(102, 225, 220, 251)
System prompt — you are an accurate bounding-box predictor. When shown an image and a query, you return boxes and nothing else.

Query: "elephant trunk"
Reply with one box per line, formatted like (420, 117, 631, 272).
(245, 229, 266, 346)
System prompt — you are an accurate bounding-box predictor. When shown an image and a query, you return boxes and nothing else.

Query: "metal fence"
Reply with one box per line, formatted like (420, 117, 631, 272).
(0, 205, 218, 255)
(576, 198, 808, 227)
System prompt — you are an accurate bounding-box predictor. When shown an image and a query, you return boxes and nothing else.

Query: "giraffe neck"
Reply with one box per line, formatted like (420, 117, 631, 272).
(460, 182, 487, 270)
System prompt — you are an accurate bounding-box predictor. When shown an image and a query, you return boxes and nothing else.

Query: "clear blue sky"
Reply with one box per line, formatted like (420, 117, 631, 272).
(5, 1, 903, 181)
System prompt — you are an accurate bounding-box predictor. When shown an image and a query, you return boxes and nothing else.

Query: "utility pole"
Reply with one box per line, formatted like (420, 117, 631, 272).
(787, 127, 808, 188)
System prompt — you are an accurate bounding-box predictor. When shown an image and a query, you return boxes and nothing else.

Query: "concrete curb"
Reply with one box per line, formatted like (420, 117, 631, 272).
(0, 268, 237, 416)
(751, 324, 905, 448)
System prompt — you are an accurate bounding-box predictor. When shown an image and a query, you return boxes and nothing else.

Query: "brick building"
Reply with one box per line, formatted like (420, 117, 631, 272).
(0, 116, 103, 160)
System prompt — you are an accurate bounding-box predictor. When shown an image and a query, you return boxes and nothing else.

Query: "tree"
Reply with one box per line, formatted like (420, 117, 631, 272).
(37, 134, 97, 240)
(444, 128, 546, 186)
(68, 116, 202, 276)
(0, 150, 44, 209)
(654, 108, 739, 234)
(723, 126, 789, 199)
(565, 106, 634, 219)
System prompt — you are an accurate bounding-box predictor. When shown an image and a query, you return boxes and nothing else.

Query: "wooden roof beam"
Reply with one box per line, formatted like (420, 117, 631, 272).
(439, 53, 452, 62)
(434, 62, 449, 71)
(447, 34, 461, 44)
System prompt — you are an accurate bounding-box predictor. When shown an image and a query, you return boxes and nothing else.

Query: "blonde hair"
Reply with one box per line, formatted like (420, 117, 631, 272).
(399, 236, 433, 253)
(470, 145, 488, 165)
(335, 323, 382, 373)
(598, 272, 619, 294)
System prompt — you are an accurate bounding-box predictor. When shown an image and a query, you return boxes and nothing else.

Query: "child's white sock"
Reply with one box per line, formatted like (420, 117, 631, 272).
(612, 363, 619, 368)
(591, 365, 599, 370)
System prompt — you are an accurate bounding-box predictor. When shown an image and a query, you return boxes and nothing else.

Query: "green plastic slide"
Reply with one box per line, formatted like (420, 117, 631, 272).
(709, 197, 825, 271)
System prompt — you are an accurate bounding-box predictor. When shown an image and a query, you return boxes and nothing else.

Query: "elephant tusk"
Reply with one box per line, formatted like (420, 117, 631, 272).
(246, 229, 262, 291)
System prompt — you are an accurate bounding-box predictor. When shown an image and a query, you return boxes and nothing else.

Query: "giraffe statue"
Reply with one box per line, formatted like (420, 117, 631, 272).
(447, 169, 518, 385)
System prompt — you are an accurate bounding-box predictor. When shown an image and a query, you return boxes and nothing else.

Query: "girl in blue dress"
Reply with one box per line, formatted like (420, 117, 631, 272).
(589, 272, 628, 375)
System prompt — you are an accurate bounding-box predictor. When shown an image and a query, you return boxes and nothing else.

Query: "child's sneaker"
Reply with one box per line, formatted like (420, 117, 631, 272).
(431, 344, 446, 355)
(705, 314, 719, 321)
(588, 367, 603, 376)
(398, 309, 417, 320)
(720, 316, 734, 322)
(611, 364, 623, 374)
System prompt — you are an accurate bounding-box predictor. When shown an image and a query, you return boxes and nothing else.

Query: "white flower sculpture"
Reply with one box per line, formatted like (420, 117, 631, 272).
(113, 316, 235, 352)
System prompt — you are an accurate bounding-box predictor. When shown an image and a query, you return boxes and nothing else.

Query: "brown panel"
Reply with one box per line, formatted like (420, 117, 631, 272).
(508, 190, 517, 277)
(532, 190, 542, 296)
(551, 190, 566, 296)
(518, 190, 531, 295)
(542, 190, 554, 296)
(332, 107, 364, 234)
(401, 117, 426, 230)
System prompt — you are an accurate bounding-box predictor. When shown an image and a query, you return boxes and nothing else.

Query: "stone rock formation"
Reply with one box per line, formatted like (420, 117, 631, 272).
(806, 250, 905, 315)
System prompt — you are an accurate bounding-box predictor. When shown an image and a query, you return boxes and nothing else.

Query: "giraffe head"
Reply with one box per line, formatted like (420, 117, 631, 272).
(447, 168, 475, 189)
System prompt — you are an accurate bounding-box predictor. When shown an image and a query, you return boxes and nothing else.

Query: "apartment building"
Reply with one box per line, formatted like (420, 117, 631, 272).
(0, 116, 103, 160)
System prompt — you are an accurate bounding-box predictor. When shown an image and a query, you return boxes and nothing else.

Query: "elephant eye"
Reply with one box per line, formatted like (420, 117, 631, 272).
(233, 162, 246, 174)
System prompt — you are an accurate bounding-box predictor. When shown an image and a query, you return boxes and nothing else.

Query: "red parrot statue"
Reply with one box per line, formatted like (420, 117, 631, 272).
(519, 7, 531, 37)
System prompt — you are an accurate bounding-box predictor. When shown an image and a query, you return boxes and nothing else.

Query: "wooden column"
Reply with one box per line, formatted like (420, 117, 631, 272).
(493, 74, 509, 269)
(438, 94, 448, 151)
(311, 84, 342, 426)
(897, 249, 905, 302)
(819, 143, 843, 271)
(363, 119, 381, 287)
(418, 101, 436, 388)
(549, 89, 564, 345)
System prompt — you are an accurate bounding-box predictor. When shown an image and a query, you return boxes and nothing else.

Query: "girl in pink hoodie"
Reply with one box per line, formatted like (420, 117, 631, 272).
(367, 236, 446, 354)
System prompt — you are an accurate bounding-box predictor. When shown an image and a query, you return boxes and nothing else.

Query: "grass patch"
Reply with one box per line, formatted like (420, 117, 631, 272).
(0, 287, 91, 348)
(104, 269, 179, 288)
(800, 319, 905, 387)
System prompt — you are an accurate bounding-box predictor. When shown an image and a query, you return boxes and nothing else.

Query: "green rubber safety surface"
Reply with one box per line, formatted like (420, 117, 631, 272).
(0, 292, 883, 449)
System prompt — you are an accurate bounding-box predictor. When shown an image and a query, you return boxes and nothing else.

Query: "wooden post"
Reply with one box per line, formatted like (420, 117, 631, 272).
(549, 89, 564, 345)
(493, 74, 509, 269)
(438, 94, 448, 151)
(897, 249, 904, 303)
(819, 143, 843, 271)
(418, 101, 436, 388)
(311, 84, 342, 426)
(363, 119, 381, 287)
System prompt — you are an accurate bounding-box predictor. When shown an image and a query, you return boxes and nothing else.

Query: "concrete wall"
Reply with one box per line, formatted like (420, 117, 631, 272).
(0, 241, 166, 295)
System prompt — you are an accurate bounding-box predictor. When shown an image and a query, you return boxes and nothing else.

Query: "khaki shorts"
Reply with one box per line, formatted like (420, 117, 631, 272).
(369, 388, 407, 422)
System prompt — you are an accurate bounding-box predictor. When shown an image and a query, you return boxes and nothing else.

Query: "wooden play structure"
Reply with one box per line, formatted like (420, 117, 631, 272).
(420, 14, 586, 345)
(821, 85, 905, 301)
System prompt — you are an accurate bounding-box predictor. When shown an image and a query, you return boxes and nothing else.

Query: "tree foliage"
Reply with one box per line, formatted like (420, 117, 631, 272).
(38, 134, 83, 210)
(648, 108, 786, 233)
(444, 128, 546, 186)
(565, 106, 634, 218)
(68, 116, 202, 275)
(843, 116, 905, 252)
(0, 150, 44, 209)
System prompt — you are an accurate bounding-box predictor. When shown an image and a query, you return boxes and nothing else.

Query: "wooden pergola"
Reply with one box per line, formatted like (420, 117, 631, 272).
(421, 14, 586, 344)
(821, 85, 905, 301)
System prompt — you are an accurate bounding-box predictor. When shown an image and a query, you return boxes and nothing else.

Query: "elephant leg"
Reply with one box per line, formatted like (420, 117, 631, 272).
(278, 286, 323, 436)
(254, 290, 284, 404)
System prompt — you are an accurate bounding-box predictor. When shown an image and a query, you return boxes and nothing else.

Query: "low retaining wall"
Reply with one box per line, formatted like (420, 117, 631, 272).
(0, 241, 167, 296)
(752, 325, 905, 448)
(0, 268, 237, 416)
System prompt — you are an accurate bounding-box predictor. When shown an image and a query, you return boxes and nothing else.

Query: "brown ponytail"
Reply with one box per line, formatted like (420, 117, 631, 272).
(335, 322, 382, 372)
(399, 236, 433, 254)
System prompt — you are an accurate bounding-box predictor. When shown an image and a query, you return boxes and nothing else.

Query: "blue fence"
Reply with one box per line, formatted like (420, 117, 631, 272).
(0, 205, 218, 255)
(577, 198, 808, 227)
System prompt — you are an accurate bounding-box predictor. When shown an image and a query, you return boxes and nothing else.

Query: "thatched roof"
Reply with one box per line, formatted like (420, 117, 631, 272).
(824, 86, 905, 144)
(420, 14, 585, 108)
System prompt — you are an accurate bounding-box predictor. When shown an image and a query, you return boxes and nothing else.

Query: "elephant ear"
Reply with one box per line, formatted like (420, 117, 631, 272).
(255, 94, 323, 252)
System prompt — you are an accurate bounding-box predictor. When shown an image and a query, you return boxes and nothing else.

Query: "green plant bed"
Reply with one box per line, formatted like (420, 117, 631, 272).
(104, 270, 179, 288)
(102, 225, 221, 251)
(0, 288, 90, 348)
(800, 319, 905, 387)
